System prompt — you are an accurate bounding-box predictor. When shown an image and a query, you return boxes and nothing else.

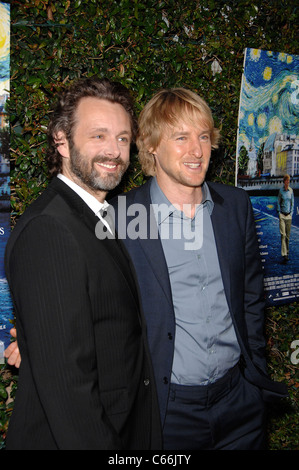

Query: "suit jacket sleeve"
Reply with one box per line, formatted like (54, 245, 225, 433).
(7, 214, 122, 449)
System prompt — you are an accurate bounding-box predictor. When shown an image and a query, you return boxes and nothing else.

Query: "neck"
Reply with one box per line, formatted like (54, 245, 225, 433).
(156, 176, 204, 218)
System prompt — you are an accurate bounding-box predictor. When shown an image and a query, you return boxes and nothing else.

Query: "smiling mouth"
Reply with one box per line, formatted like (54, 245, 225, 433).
(96, 162, 118, 169)
(183, 162, 201, 169)
(95, 160, 122, 173)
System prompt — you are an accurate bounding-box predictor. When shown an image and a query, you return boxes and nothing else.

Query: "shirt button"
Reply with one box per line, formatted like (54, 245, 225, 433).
(144, 378, 150, 386)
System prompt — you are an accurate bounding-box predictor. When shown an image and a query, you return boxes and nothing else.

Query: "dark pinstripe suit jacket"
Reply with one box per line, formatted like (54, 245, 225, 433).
(5, 176, 162, 450)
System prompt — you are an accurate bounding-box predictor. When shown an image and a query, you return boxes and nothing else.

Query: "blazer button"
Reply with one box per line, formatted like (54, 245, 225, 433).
(144, 378, 150, 386)
(163, 377, 168, 384)
(168, 332, 173, 340)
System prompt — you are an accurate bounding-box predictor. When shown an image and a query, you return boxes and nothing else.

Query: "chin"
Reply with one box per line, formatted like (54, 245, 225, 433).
(183, 176, 206, 188)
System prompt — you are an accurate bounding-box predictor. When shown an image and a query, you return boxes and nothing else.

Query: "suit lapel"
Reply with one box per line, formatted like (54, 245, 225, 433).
(50, 177, 140, 305)
(130, 181, 174, 308)
(81, 204, 141, 305)
(208, 183, 233, 313)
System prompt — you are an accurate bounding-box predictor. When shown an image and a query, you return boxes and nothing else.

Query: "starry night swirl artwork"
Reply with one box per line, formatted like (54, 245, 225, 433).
(236, 48, 299, 306)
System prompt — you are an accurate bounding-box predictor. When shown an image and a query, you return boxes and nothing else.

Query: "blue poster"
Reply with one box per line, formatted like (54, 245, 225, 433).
(0, 2, 13, 362)
(236, 48, 299, 306)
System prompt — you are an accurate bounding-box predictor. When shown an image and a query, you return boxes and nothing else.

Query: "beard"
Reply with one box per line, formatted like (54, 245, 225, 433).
(69, 145, 129, 192)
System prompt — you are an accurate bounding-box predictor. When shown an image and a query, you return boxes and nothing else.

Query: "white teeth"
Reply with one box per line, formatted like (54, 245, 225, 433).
(97, 163, 117, 169)
(184, 163, 200, 168)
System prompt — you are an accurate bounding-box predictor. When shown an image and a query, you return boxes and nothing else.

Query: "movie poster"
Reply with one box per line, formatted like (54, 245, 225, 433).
(0, 2, 12, 363)
(236, 48, 299, 306)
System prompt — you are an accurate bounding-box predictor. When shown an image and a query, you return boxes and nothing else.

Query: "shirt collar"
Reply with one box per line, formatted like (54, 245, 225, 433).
(150, 177, 214, 225)
(57, 173, 109, 216)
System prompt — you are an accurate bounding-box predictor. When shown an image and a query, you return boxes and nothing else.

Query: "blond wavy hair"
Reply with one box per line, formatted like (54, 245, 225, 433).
(136, 87, 220, 176)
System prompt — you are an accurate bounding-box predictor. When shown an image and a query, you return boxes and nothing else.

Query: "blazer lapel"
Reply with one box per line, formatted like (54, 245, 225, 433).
(81, 206, 140, 305)
(50, 177, 140, 305)
(208, 183, 233, 313)
(130, 181, 174, 308)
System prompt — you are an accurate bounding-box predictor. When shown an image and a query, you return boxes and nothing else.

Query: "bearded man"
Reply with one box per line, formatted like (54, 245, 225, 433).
(4, 77, 162, 450)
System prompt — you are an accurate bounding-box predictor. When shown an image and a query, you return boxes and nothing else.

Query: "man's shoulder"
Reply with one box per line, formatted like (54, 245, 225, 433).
(7, 179, 74, 244)
(207, 180, 249, 200)
(17, 179, 66, 218)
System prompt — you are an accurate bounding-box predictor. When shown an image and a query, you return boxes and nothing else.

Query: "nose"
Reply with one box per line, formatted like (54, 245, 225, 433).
(103, 137, 121, 159)
(190, 138, 203, 158)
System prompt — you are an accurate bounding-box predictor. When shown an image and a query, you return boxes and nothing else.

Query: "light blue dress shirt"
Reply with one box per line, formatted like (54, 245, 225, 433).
(150, 177, 240, 385)
(277, 186, 294, 216)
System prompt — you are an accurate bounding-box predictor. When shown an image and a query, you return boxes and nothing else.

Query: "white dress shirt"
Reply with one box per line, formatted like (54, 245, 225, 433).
(57, 173, 113, 235)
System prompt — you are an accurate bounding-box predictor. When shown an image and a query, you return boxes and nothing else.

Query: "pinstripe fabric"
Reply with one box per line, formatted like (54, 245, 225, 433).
(5, 177, 162, 450)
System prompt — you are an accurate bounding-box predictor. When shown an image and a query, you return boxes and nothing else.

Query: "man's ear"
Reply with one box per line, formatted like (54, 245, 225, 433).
(54, 131, 70, 159)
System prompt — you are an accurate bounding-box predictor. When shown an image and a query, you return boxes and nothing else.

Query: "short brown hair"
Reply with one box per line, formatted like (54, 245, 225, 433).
(136, 87, 220, 176)
(47, 77, 137, 176)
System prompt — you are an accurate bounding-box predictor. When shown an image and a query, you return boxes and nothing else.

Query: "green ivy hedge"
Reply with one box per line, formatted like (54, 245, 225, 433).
(0, 0, 298, 449)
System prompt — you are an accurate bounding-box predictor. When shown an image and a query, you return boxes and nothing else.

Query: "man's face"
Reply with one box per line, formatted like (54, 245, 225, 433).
(152, 121, 212, 196)
(63, 97, 131, 195)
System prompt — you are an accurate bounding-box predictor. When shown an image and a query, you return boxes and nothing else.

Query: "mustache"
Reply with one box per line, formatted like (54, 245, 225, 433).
(92, 156, 126, 166)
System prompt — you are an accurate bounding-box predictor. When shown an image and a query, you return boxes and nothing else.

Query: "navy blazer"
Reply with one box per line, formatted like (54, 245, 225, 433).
(112, 178, 288, 426)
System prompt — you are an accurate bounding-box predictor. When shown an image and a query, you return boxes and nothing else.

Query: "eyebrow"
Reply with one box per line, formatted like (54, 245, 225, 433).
(90, 127, 132, 137)
(170, 130, 210, 137)
(171, 131, 189, 137)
